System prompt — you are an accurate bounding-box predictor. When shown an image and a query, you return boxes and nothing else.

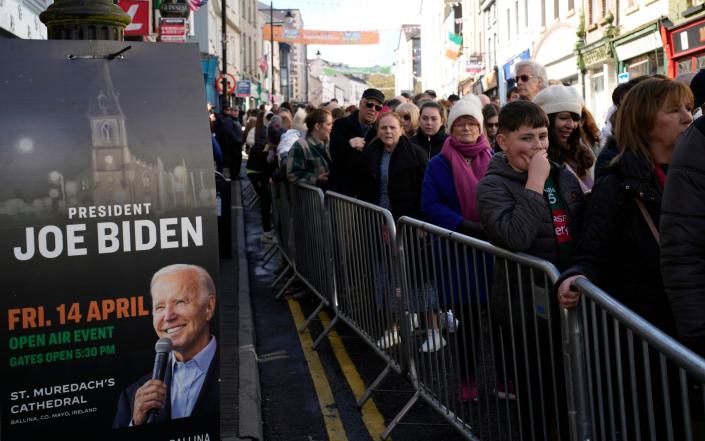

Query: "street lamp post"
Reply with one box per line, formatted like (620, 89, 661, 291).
(270, 1, 274, 101)
(40, 0, 130, 41)
(221, 0, 228, 109)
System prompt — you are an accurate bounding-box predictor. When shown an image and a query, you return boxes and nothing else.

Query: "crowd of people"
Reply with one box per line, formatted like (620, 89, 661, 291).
(217, 62, 705, 430)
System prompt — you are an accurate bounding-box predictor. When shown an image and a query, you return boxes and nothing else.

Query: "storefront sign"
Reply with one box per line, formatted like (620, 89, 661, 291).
(118, 0, 150, 36)
(159, 1, 190, 18)
(235, 80, 251, 98)
(503, 49, 530, 81)
(465, 57, 484, 74)
(671, 18, 705, 56)
(0, 40, 219, 441)
(159, 17, 187, 43)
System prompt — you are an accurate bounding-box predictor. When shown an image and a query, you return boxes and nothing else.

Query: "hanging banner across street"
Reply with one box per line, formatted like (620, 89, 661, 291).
(0, 39, 220, 441)
(263, 25, 379, 45)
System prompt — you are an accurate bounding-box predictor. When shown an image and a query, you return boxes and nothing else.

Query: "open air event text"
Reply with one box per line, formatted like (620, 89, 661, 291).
(11, 203, 204, 261)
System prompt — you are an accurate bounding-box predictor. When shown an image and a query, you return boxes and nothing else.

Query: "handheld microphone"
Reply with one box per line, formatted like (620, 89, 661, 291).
(146, 337, 172, 424)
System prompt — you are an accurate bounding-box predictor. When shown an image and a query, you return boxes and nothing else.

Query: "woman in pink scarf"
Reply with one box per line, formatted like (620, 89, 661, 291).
(419, 94, 493, 401)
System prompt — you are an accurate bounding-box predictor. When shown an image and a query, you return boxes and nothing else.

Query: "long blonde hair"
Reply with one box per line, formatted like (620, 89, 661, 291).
(395, 103, 420, 137)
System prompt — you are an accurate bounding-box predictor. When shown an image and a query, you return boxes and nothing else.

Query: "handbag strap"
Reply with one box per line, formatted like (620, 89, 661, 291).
(635, 199, 660, 244)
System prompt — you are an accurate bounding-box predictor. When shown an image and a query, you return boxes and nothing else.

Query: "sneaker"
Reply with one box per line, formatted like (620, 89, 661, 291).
(495, 380, 516, 400)
(459, 379, 479, 402)
(419, 329, 447, 353)
(376, 329, 401, 349)
(261, 230, 278, 245)
(440, 310, 459, 333)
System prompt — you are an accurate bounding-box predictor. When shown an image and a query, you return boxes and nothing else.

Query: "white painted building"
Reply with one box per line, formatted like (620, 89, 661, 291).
(0, 0, 51, 39)
(394, 25, 418, 96)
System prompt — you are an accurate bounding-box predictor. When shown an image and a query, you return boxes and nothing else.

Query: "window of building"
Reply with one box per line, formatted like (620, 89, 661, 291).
(678, 58, 692, 75)
(515, 0, 519, 31)
(554, 0, 559, 18)
(626, 51, 665, 78)
(541, 0, 546, 26)
(568, 0, 574, 10)
(589, 0, 600, 24)
(507, 8, 511, 39)
(524, 0, 529, 27)
(102, 123, 112, 143)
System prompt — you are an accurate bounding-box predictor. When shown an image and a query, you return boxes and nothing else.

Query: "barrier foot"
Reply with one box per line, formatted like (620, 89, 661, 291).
(381, 390, 420, 440)
(274, 273, 296, 299)
(270, 263, 291, 289)
(261, 244, 277, 267)
(313, 314, 340, 350)
(357, 364, 392, 408)
(299, 299, 326, 334)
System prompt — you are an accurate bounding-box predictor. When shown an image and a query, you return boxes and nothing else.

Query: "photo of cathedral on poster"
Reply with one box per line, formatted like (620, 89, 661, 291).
(88, 64, 214, 213)
(1, 63, 215, 217)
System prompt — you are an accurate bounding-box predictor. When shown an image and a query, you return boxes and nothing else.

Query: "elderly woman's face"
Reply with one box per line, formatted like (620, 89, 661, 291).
(451, 115, 481, 144)
(650, 97, 693, 151)
(378, 115, 402, 149)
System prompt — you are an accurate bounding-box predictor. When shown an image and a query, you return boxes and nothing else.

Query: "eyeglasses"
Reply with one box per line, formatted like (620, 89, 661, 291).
(486, 123, 499, 128)
(400, 114, 411, 121)
(514, 74, 536, 83)
(365, 101, 383, 112)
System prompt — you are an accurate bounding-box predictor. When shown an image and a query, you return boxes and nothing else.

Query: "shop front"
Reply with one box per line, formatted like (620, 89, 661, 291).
(666, 16, 705, 77)
(481, 68, 499, 100)
(613, 22, 667, 81)
(577, 38, 618, 128)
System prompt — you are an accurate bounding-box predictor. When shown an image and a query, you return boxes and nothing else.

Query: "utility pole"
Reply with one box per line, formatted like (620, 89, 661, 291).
(270, 1, 275, 101)
(221, 0, 228, 109)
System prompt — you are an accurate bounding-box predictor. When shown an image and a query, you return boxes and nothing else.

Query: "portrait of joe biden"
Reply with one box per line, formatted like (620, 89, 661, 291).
(113, 264, 218, 428)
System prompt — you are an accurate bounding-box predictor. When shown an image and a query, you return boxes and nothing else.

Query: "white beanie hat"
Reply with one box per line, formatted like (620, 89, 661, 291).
(532, 85, 584, 116)
(447, 94, 484, 134)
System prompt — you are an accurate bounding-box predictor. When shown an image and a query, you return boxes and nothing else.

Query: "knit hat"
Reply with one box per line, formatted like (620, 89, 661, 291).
(532, 85, 584, 116)
(447, 94, 484, 133)
(691, 69, 705, 110)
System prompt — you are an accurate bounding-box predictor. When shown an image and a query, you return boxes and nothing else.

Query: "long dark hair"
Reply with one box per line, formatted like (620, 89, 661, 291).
(547, 112, 594, 178)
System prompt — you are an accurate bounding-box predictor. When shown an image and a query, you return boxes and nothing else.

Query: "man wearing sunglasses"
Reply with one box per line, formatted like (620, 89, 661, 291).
(513, 60, 547, 101)
(329, 88, 385, 196)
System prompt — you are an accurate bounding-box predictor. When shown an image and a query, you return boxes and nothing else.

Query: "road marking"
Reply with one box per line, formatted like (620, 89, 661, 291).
(287, 298, 348, 441)
(319, 310, 391, 441)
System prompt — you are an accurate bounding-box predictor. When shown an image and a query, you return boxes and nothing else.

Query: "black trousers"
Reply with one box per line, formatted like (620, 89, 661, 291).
(248, 172, 272, 232)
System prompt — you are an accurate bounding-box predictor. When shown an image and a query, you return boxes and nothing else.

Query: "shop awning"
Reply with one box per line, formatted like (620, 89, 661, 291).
(614, 30, 663, 62)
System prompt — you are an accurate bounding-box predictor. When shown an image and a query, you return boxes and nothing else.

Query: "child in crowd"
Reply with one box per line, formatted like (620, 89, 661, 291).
(476, 100, 585, 439)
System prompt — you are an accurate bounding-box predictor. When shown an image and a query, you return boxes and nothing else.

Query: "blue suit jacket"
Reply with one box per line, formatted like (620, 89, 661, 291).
(112, 350, 219, 428)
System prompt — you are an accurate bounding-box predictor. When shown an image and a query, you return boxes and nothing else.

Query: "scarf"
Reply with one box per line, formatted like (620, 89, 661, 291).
(441, 134, 492, 221)
(544, 175, 574, 269)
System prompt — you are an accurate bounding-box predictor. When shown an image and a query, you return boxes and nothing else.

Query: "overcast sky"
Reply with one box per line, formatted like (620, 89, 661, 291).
(268, 0, 422, 67)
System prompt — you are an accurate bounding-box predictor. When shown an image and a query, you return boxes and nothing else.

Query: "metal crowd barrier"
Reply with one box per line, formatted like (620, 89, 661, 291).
(245, 183, 705, 441)
(570, 278, 705, 441)
(388, 217, 569, 441)
(241, 178, 259, 211)
(313, 191, 409, 407)
(289, 183, 333, 331)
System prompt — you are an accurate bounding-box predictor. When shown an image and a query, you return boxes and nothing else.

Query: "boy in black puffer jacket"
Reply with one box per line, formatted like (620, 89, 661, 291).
(477, 101, 584, 441)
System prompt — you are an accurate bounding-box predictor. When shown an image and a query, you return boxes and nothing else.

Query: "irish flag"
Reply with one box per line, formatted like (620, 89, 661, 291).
(446, 32, 462, 60)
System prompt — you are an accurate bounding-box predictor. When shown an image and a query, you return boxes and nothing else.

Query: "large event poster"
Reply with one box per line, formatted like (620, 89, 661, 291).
(0, 40, 220, 440)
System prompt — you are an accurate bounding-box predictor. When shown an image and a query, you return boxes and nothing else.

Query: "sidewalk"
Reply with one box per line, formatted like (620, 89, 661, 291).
(220, 178, 262, 441)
